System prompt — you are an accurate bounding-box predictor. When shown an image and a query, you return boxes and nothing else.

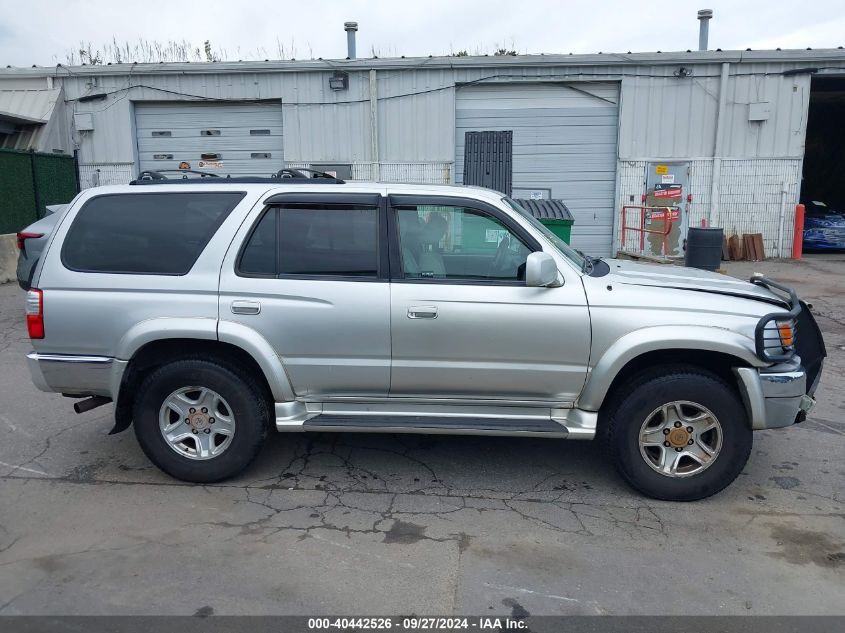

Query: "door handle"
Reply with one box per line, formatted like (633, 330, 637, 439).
(408, 306, 438, 319)
(231, 300, 261, 315)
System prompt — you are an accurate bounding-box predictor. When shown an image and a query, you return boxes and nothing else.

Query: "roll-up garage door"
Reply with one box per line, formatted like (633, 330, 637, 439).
(456, 83, 619, 256)
(135, 102, 283, 177)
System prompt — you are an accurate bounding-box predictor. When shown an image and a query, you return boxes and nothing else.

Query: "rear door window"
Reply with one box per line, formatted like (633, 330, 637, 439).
(237, 203, 381, 278)
(61, 192, 244, 275)
(279, 205, 378, 277)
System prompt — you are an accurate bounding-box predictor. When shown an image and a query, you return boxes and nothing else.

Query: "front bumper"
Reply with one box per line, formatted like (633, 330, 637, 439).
(27, 352, 126, 398)
(735, 358, 815, 430)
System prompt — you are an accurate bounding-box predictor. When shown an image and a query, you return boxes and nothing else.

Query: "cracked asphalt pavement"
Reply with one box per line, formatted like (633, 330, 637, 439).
(0, 256, 843, 616)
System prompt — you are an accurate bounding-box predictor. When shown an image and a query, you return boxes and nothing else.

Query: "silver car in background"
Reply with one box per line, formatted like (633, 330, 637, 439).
(19, 175, 826, 500)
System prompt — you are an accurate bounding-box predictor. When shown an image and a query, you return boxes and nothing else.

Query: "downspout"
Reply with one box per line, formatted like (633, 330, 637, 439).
(708, 62, 730, 227)
(369, 69, 380, 182)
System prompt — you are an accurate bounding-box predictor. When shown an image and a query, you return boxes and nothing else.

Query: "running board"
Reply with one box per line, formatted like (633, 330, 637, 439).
(274, 401, 597, 439)
(305, 415, 567, 436)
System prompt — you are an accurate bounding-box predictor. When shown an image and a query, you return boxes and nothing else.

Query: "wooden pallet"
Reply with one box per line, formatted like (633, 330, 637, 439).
(727, 235, 743, 261)
(742, 233, 766, 261)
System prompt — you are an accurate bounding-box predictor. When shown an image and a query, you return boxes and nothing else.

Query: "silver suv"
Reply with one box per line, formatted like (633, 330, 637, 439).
(20, 177, 826, 500)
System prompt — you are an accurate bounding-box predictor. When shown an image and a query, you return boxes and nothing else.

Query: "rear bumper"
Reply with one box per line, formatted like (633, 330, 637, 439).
(734, 358, 815, 430)
(27, 352, 126, 398)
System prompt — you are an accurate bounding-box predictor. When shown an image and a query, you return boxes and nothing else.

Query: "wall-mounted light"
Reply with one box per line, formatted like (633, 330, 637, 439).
(329, 71, 349, 91)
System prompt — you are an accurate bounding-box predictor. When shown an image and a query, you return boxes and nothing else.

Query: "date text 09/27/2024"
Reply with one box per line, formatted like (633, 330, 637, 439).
(307, 617, 528, 630)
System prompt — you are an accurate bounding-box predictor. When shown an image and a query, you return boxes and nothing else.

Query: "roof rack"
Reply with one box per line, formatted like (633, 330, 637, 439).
(130, 166, 345, 185)
(136, 169, 222, 180)
(276, 167, 340, 180)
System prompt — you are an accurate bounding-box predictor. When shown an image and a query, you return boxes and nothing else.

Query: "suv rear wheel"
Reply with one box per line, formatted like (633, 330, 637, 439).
(604, 365, 752, 501)
(133, 359, 270, 482)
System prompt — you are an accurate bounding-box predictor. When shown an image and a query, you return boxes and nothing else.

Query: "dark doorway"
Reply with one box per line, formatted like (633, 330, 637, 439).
(802, 76, 845, 209)
(463, 130, 513, 196)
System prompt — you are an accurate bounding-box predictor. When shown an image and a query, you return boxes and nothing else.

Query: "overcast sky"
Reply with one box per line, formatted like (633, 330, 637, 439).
(1, 0, 844, 67)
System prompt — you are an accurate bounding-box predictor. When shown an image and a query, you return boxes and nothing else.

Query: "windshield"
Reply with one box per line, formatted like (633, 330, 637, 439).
(502, 197, 587, 271)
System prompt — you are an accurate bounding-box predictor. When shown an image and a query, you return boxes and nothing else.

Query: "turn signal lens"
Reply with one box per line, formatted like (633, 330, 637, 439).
(777, 321, 794, 347)
(26, 289, 44, 339)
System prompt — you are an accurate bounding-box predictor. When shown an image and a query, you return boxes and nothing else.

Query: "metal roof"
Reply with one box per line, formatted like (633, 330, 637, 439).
(0, 88, 60, 121)
(0, 88, 62, 151)
(1, 48, 845, 77)
(0, 110, 44, 125)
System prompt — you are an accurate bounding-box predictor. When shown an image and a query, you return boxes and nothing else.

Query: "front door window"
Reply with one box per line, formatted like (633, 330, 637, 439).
(395, 205, 531, 282)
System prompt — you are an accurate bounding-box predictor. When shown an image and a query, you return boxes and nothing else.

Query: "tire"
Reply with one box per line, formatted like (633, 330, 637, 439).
(133, 358, 270, 483)
(604, 365, 752, 501)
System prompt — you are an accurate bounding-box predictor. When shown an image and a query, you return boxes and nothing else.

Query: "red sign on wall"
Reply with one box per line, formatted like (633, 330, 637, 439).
(653, 184, 683, 199)
(648, 209, 681, 220)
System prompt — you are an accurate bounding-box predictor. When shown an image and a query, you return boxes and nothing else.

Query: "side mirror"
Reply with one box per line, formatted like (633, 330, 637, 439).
(525, 252, 561, 287)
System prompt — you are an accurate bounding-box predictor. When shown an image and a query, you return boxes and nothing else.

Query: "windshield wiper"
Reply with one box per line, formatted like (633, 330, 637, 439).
(575, 249, 594, 274)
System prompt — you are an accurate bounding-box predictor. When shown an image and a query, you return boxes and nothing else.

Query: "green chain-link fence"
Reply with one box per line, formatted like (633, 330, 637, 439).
(0, 149, 79, 234)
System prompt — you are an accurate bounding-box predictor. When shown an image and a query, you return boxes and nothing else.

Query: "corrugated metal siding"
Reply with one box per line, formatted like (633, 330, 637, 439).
(618, 64, 812, 159)
(49, 59, 821, 168)
(282, 70, 372, 162)
(34, 57, 838, 259)
(377, 69, 455, 161)
(456, 82, 620, 256)
(135, 102, 283, 176)
(52, 64, 632, 168)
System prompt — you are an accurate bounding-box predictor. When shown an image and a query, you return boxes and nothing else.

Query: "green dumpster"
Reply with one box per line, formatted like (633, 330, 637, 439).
(512, 199, 574, 244)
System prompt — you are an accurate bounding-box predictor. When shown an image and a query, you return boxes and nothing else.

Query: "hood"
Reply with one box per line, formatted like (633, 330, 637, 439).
(605, 259, 786, 306)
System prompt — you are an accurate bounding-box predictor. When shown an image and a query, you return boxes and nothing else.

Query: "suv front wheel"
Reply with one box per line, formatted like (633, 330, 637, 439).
(604, 365, 752, 501)
(133, 359, 270, 482)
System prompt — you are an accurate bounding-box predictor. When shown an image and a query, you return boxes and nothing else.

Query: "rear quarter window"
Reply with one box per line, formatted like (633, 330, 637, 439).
(61, 192, 245, 275)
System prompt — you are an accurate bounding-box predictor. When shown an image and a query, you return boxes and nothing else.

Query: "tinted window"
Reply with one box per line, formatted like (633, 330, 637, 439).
(396, 205, 530, 282)
(279, 206, 378, 277)
(239, 209, 277, 276)
(62, 192, 244, 275)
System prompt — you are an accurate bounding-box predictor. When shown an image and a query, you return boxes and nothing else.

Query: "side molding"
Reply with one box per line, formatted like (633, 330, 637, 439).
(577, 325, 764, 411)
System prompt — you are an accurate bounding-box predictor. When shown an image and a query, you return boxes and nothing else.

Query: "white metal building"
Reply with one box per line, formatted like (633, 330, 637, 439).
(2, 48, 844, 256)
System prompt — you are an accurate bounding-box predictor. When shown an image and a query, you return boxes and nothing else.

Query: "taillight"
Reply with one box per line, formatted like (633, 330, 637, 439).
(26, 289, 44, 339)
(16, 231, 43, 251)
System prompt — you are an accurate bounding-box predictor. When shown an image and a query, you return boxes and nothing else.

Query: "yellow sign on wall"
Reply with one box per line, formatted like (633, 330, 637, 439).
(655, 164, 669, 175)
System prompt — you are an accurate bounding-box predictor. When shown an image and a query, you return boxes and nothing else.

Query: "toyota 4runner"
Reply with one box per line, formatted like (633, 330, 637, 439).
(19, 176, 826, 500)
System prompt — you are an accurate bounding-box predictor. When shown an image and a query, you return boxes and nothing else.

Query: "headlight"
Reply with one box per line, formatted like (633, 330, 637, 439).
(761, 319, 796, 356)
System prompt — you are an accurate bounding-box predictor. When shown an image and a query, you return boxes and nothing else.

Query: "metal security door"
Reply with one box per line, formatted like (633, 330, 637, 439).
(463, 131, 513, 196)
(644, 162, 690, 257)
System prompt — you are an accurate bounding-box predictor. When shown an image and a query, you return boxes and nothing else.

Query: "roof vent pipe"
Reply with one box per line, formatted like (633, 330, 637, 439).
(697, 9, 713, 51)
(344, 21, 358, 59)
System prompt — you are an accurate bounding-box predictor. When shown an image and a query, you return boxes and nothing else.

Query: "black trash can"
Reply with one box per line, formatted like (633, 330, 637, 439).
(685, 227, 723, 271)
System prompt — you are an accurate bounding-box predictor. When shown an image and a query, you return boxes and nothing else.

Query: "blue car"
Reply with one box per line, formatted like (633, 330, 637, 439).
(803, 201, 845, 251)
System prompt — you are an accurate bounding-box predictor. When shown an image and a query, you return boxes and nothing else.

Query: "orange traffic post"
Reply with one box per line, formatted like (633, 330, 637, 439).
(792, 204, 805, 260)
